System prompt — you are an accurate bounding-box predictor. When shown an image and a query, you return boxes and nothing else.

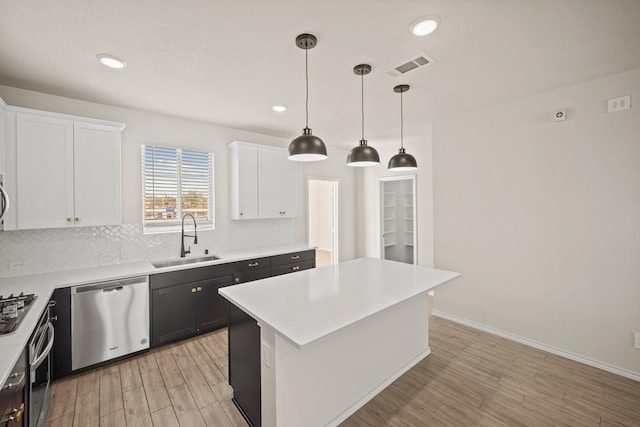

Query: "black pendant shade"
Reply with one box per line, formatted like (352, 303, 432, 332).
(388, 84, 417, 171)
(289, 34, 327, 162)
(347, 64, 379, 167)
(289, 127, 327, 161)
(388, 147, 417, 170)
(347, 139, 380, 166)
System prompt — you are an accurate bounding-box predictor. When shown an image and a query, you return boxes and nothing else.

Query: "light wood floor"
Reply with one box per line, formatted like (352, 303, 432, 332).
(343, 316, 640, 427)
(46, 329, 245, 427)
(47, 317, 640, 427)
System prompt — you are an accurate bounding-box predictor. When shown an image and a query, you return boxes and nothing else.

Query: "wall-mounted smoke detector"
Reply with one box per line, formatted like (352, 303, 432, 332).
(386, 52, 435, 78)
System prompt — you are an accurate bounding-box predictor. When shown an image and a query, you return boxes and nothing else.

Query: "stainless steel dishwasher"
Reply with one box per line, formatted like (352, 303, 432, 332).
(71, 276, 149, 370)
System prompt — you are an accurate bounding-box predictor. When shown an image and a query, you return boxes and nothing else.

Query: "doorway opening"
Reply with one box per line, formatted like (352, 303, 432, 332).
(307, 178, 339, 267)
(380, 175, 417, 265)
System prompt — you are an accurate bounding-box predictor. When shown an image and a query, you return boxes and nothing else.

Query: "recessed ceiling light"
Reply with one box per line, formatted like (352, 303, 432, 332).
(272, 105, 287, 112)
(409, 15, 440, 36)
(97, 54, 126, 69)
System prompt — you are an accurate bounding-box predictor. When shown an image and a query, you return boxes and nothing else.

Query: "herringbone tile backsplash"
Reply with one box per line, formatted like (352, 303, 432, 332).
(0, 220, 295, 277)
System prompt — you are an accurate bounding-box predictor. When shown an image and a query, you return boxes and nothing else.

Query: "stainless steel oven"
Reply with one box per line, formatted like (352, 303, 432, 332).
(28, 302, 54, 427)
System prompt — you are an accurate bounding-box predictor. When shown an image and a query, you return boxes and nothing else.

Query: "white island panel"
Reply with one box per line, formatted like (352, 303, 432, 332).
(264, 295, 430, 427)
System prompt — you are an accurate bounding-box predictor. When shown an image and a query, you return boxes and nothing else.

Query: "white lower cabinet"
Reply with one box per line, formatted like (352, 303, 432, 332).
(229, 141, 302, 220)
(7, 110, 124, 230)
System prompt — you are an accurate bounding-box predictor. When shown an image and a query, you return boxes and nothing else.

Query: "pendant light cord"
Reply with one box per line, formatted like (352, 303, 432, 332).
(361, 73, 365, 140)
(305, 46, 309, 128)
(400, 91, 404, 149)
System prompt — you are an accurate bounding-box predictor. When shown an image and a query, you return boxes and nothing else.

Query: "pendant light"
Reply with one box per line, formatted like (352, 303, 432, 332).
(288, 34, 327, 162)
(388, 84, 417, 171)
(347, 64, 380, 167)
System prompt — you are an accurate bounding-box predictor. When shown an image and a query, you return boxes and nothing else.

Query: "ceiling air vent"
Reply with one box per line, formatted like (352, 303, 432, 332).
(387, 52, 435, 78)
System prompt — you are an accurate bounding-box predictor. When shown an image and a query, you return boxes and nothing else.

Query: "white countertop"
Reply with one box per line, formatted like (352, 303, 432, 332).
(0, 243, 313, 385)
(219, 257, 460, 348)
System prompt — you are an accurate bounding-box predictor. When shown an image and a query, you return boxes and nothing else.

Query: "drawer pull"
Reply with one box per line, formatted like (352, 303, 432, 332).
(3, 403, 25, 423)
(191, 288, 197, 293)
(235, 278, 240, 284)
(197, 287, 202, 292)
(248, 262, 259, 267)
(292, 265, 300, 271)
(291, 255, 300, 260)
(3, 371, 25, 390)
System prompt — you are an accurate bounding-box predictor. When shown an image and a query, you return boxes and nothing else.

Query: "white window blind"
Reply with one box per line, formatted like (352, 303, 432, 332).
(142, 145, 214, 232)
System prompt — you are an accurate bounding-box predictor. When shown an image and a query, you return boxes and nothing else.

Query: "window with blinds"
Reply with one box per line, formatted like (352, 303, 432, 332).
(142, 145, 214, 232)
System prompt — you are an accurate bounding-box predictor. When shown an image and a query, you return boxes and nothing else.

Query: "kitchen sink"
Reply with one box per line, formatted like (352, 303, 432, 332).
(152, 255, 222, 268)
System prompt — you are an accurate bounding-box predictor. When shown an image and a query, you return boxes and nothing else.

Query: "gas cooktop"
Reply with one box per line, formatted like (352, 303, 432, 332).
(0, 292, 37, 335)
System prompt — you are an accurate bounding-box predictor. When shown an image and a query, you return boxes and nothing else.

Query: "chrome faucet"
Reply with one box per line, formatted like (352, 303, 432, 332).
(180, 213, 198, 257)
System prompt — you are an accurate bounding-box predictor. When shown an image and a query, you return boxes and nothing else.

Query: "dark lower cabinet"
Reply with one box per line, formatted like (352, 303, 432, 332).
(150, 263, 234, 347)
(228, 304, 261, 427)
(1, 347, 27, 427)
(151, 282, 197, 346)
(50, 288, 72, 380)
(196, 276, 236, 332)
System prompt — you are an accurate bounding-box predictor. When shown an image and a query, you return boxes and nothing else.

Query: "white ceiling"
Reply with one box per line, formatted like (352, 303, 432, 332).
(1, 0, 640, 149)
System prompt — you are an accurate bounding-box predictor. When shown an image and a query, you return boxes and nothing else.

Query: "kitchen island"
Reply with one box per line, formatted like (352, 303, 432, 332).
(219, 257, 460, 427)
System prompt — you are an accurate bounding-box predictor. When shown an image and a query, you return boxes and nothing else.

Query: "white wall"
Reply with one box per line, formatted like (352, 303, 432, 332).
(0, 85, 358, 271)
(361, 124, 434, 267)
(432, 68, 640, 377)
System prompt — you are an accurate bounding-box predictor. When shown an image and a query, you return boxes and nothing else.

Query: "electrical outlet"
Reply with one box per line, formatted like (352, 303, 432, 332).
(553, 109, 566, 122)
(634, 332, 640, 350)
(607, 95, 631, 113)
(262, 342, 270, 367)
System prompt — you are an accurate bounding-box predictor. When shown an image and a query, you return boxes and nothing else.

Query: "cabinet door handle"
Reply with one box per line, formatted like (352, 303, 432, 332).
(235, 278, 240, 284)
(75, 217, 80, 222)
(191, 288, 197, 293)
(3, 371, 25, 390)
(291, 255, 300, 260)
(197, 287, 202, 292)
(248, 262, 259, 267)
(4, 403, 25, 423)
(240, 212, 244, 216)
(66, 217, 72, 222)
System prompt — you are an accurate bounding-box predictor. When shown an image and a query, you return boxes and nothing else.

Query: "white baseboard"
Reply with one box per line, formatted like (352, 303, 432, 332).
(432, 310, 640, 383)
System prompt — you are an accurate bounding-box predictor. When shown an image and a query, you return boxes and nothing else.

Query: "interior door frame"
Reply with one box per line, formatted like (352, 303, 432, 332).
(379, 174, 417, 265)
(307, 177, 339, 264)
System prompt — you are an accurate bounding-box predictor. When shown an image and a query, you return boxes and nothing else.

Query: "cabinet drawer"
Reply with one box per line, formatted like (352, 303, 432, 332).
(233, 269, 272, 285)
(271, 250, 315, 267)
(234, 257, 271, 273)
(150, 263, 233, 290)
(271, 260, 315, 277)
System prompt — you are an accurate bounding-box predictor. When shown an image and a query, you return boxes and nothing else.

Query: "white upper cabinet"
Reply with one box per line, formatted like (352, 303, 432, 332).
(16, 113, 74, 229)
(5, 109, 124, 230)
(229, 141, 302, 220)
(229, 142, 259, 219)
(73, 121, 122, 227)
